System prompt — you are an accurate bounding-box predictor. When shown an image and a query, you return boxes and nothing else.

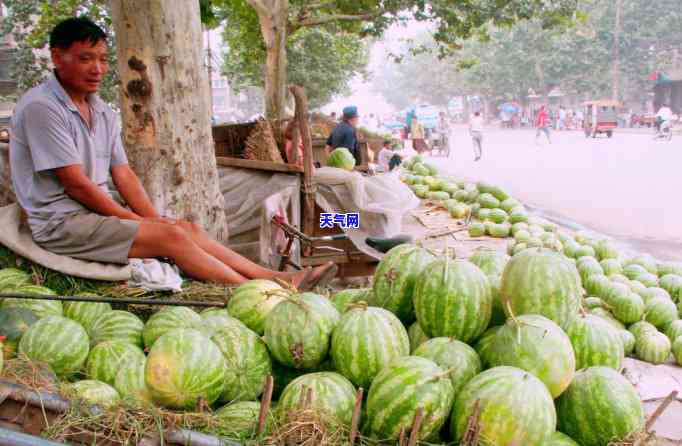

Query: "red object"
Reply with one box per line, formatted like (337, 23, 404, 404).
(535, 109, 548, 127)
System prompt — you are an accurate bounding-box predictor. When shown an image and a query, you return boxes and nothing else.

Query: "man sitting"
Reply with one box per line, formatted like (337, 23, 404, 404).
(9, 17, 335, 288)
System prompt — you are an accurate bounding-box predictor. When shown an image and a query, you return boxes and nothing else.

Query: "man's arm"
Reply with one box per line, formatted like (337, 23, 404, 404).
(111, 164, 159, 218)
(55, 165, 140, 220)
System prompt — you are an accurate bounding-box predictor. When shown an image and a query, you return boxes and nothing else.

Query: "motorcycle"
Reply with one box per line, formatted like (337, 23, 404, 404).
(654, 120, 673, 142)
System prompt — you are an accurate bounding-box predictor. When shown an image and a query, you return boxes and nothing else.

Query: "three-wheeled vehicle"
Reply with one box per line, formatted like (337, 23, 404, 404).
(583, 100, 619, 138)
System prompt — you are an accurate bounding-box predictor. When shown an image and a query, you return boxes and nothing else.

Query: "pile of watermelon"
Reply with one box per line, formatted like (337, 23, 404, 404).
(1, 230, 681, 444)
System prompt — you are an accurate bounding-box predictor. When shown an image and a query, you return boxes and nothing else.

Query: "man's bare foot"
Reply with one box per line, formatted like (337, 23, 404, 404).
(281, 267, 312, 289)
(301, 262, 338, 291)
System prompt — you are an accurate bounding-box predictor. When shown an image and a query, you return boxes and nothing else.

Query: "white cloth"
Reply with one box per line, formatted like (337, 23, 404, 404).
(128, 258, 183, 292)
(377, 148, 394, 171)
(470, 116, 484, 132)
(657, 107, 673, 122)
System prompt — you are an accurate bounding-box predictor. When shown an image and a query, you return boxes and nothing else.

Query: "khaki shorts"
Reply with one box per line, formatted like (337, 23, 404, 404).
(35, 212, 140, 265)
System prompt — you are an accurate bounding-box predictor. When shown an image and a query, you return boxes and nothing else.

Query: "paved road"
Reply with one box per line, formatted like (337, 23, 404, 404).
(425, 127, 682, 260)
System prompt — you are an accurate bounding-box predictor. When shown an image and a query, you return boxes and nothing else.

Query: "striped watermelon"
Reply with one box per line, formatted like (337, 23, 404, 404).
(609, 291, 644, 324)
(620, 329, 636, 356)
(413, 259, 492, 342)
(635, 272, 659, 288)
(583, 297, 604, 309)
(635, 330, 671, 364)
(594, 240, 619, 261)
(278, 372, 356, 426)
(644, 298, 678, 329)
(576, 256, 604, 282)
(0, 307, 38, 359)
(658, 262, 682, 277)
(214, 401, 272, 440)
(89, 310, 144, 347)
(63, 299, 111, 333)
(370, 244, 435, 322)
(211, 323, 272, 402)
(264, 292, 340, 370)
(575, 244, 596, 259)
(627, 254, 659, 274)
(542, 431, 580, 446)
(474, 326, 501, 368)
(600, 258, 622, 276)
(629, 320, 657, 340)
(365, 356, 454, 441)
(659, 274, 682, 301)
(566, 314, 624, 370)
(145, 328, 227, 409)
(271, 362, 309, 400)
(451, 366, 556, 446)
(18, 315, 90, 377)
(0, 268, 30, 291)
(227, 279, 287, 335)
(1, 285, 62, 318)
(583, 274, 611, 297)
(624, 264, 648, 280)
(331, 288, 371, 314)
(665, 320, 682, 342)
(673, 337, 682, 365)
(469, 248, 510, 277)
(413, 337, 481, 396)
(640, 287, 671, 304)
(69, 380, 120, 408)
(557, 366, 644, 446)
(501, 248, 581, 330)
(488, 314, 575, 398)
(86, 340, 146, 386)
(590, 308, 626, 331)
(200, 309, 248, 337)
(114, 360, 151, 405)
(143, 306, 202, 348)
(629, 280, 648, 296)
(330, 305, 409, 389)
(407, 322, 429, 353)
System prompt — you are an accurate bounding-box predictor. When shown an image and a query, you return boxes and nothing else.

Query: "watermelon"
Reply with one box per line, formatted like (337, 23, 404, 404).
(673, 337, 682, 365)
(1, 285, 62, 318)
(68, 380, 120, 408)
(577, 256, 604, 282)
(264, 292, 340, 369)
(629, 320, 658, 341)
(413, 337, 481, 396)
(366, 356, 454, 441)
(509, 209, 529, 224)
(500, 248, 582, 330)
(63, 299, 111, 333)
(476, 181, 494, 194)
(575, 245, 596, 259)
(278, 372, 356, 426)
(594, 240, 620, 261)
(542, 431, 580, 446)
(200, 309, 248, 337)
(86, 340, 146, 386)
(500, 198, 521, 213)
(589, 308, 625, 330)
(327, 147, 356, 170)
(659, 274, 682, 301)
(331, 288, 371, 314)
(583, 297, 604, 309)
(583, 274, 611, 297)
(145, 328, 227, 409)
(0, 268, 31, 290)
(511, 222, 529, 235)
(227, 279, 287, 335)
(644, 298, 678, 329)
(474, 326, 501, 368)
(658, 262, 682, 277)
(488, 315, 575, 398)
(514, 229, 531, 243)
(624, 264, 648, 280)
(629, 280, 648, 296)
(0, 307, 38, 359)
(18, 315, 90, 378)
(600, 258, 622, 276)
(664, 320, 682, 342)
(566, 314, 624, 370)
(407, 322, 429, 353)
(489, 186, 510, 202)
(89, 310, 144, 347)
(114, 360, 151, 405)
(641, 287, 671, 304)
(0, 338, 3, 374)
(452, 366, 556, 446)
(214, 401, 271, 440)
(450, 203, 470, 219)
(627, 254, 658, 275)
(635, 272, 659, 287)
(143, 306, 202, 348)
(477, 193, 500, 209)
(370, 244, 435, 322)
(413, 259, 492, 342)
(478, 208, 492, 221)
(331, 305, 408, 389)
(609, 291, 645, 325)
(211, 323, 272, 402)
(468, 222, 486, 237)
(635, 330, 671, 364)
(557, 367, 644, 446)
(487, 222, 511, 238)
(488, 208, 508, 224)
(469, 248, 509, 277)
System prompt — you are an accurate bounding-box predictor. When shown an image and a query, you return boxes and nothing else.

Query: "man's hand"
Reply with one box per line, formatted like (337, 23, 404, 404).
(111, 165, 159, 219)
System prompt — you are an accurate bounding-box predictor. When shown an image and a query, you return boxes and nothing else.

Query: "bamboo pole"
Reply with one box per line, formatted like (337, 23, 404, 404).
(0, 293, 226, 308)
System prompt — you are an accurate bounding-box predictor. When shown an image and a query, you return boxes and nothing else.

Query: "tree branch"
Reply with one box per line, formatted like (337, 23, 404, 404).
(294, 11, 382, 29)
(246, 0, 269, 16)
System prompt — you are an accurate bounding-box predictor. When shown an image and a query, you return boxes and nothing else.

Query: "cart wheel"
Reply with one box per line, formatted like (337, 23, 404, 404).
(607, 131, 613, 138)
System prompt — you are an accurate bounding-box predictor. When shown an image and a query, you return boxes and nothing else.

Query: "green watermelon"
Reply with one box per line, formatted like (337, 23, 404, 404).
(658, 262, 682, 277)
(211, 323, 272, 402)
(673, 337, 682, 365)
(566, 314, 624, 370)
(600, 258, 623, 276)
(474, 326, 501, 368)
(63, 299, 111, 333)
(624, 264, 648, 280)
(478, 193, 500, 209)
(264, 292, 340, 369)
(589, 308, 625, 330)
(500, 248, 582, 330)
(0, 307, 38, 359)
(407, 322, 429, 353)
(370, 244, 435, 322)
(635, 272, 659, 288)
(583, 297, 604, 309)
(114, 360, 151, 405)
(227, 279, 287, 335)
(627, 254, 658, 275)
(86, 340, 145, 386)
(413, 337, 481, 396)
(68, 380, 120, 408)
(0, 268, 30, 291)
(542, 431, 580, 446)
(452, 366, 556, 446)
(635, 330, 671, 364)
(18, 315, 90, 378)
(89, 310, 144, 347)
(200, 309, 248, 337)
(511, 222, 529, 235)
(557, 366, 644, 446)
(619, 329, 636, 356)
(331, 288, 371, 314)
(575, 245, 596, 259)
(500, 198, 521, 213)
(629, 280, 648, 295)
(577, 256, 604, 282)
(509, 209, 529, 224)
(331, 305, 409, 389)
(629, 320, 658, 340)
(145, 328, 227, 409)
(640, 287, 671, 304)
(664, 320, 682, 342)
(488, 315, 575, 398)
(644, 298, 678, 329)
(278, 372, 356, 426)
(327, 147, 356, 170)
(413, 259, 492, 342)
(1, 285, 62, 318)
(487, 222, 511, 238)
(594, 240, 620, 261)
(143, 306, 201, 348)
(214, 401, 271, 440)
(659, 274, 682, 301)
(0, 338, 3, 374)
(514, 229, 532, 243)
(609, 291, 645, 325)
(489, 186, 510, 202)
(583, 274, 611, 297)
(366, 356, 454, 441)
(488, 208, 508, 224)
(468, 222, 486, 237)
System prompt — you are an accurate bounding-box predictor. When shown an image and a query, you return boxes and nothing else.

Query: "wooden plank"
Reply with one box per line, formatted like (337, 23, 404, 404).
(215, 156, 303, 174)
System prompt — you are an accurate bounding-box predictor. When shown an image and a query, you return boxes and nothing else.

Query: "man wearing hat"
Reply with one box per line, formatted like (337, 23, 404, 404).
(326, 106, 361, 166)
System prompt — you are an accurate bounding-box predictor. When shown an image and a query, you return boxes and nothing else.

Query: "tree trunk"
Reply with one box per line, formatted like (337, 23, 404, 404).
(109, 0, 227, 241)
(249, 0, 288, 120)
(612, 0, 623, 101)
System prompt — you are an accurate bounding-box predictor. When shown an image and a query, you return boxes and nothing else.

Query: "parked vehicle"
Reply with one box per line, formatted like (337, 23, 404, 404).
(583, 100, 619, 138)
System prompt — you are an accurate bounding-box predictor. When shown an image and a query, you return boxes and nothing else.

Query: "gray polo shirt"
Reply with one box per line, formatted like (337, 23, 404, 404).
(10, 73, 128, 241)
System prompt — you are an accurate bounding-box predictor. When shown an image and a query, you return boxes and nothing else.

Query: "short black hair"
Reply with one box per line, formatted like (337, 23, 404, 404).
(49, 17, 107, 50)
(474, 111, 481, 116)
